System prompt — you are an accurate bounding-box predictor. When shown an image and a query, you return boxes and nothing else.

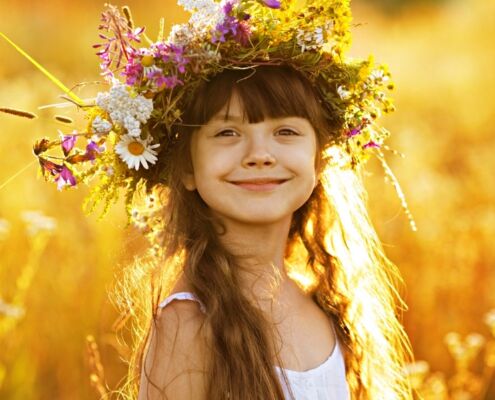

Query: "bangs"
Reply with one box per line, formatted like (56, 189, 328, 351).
(183, 65, 329, 129)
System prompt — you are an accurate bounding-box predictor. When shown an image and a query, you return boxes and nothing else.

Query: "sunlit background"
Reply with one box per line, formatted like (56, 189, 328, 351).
(1, 0, 494, 398)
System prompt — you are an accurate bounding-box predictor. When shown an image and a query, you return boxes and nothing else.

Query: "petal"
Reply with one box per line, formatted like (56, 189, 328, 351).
(140, 157, 149, 169)
(262, 0, 281, 9)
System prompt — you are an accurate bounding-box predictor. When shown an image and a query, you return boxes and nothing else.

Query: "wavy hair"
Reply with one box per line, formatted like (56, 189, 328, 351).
(112, 65, 414, 399)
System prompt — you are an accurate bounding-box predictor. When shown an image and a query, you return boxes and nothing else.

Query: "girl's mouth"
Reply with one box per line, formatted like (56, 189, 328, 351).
(229, 178, 290, 191)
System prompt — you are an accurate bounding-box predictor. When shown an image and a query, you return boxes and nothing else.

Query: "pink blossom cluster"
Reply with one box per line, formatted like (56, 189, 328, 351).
(122, 43, 189, 90)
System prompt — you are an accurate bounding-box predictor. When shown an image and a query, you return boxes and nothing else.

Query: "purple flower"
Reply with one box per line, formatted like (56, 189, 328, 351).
(61, 134, 77, 156)
(235, 21, 251, 46)
(121, 47, 146, 84)
(152, 43, 189, 75)
(55, 165, 77, 191)
(163, 75, 184, 88)
(363, 141, 380, 149)
(262, 0, 281, 9)
(347, 126, 362, 137)
(85, 141, 104, 162)
(146, 69, 183, 90)
(223, 1, 234, 14)
(122, 60, 143, 85)
(211, 12, 251, 45)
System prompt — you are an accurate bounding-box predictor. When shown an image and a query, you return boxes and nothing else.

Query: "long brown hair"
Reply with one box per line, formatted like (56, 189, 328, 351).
(113, 65, 414, 399)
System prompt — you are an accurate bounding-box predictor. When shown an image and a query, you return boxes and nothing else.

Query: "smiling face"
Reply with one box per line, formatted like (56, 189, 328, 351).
(182, 92, 319, 226)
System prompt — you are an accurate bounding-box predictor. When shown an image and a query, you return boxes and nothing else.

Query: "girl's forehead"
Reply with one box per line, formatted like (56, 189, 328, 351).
(215, 91, 245, 121)
(209, 92, 306, 125)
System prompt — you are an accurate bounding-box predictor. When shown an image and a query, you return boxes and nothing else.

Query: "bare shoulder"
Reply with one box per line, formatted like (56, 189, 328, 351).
(138, 299, 208, 400)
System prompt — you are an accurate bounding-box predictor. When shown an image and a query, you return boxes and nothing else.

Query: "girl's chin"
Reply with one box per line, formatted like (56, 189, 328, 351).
(212, 210, 295, 226)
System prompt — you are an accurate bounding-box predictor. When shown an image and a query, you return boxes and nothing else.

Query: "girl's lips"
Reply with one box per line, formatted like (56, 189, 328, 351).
(229, 179, 289, 191)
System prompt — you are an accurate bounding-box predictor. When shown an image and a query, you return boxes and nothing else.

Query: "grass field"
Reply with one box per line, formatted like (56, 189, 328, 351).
(0, 0, 494, 398)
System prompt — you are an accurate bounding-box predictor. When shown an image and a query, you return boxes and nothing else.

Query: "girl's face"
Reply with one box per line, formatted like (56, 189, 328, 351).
(182, 92, 319, 226)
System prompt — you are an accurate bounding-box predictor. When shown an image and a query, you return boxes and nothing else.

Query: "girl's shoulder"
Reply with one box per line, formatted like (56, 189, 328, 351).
(154, 275, 208, 349)
(139, 283, 208, 399)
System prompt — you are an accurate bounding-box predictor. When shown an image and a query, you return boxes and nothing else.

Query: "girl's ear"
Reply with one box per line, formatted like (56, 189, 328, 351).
(181, 172, 197, 191)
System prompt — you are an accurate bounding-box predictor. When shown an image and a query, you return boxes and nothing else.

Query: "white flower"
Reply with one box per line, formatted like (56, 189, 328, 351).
(115, 134, 160, 170)
(168, 23, 194, 45)
(96, 82, 153, 137)
(337, 86, 351, 100)
(370, 69, 390, 83)
(177, 0, 224, 30)
(296, 25, 327, 53)
(91, 116, 113, 135)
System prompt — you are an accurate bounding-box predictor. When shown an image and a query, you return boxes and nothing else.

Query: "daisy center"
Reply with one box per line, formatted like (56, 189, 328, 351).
(141, 55, 155, 67)
(128, 141, 145, 155)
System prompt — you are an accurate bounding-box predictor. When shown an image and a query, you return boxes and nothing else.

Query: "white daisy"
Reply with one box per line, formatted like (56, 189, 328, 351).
(115, 134, 160, 170)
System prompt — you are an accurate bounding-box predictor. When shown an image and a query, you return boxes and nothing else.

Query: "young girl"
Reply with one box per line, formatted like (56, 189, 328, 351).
(8, 1, 415, 399)
(134, 64, 414, 399)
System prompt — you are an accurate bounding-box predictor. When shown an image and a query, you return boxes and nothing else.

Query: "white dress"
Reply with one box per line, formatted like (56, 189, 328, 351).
(158, 292, 351, 400)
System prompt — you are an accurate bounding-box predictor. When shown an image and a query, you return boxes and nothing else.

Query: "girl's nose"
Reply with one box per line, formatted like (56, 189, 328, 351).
(241, 134, 276, 168)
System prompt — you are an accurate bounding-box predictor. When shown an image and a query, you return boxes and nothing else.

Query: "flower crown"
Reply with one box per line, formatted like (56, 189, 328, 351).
(2, 0, 415, 232)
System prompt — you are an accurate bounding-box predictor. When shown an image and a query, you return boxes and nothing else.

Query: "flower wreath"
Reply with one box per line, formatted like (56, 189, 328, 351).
(1, 0, 416, 240)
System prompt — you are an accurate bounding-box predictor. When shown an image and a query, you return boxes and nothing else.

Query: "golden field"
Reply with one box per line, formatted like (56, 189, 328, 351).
(0, 0, 494, 398)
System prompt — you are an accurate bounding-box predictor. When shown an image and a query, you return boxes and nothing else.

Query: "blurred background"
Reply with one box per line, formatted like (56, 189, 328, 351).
(0, 0, 494, 398)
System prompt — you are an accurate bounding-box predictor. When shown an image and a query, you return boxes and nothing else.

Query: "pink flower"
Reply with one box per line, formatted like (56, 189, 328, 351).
(153, 43, 189, 74)
(55, 165, 77, 191)
(163, 75, 183, 88)
(94, 5, 145, 79)
(61, 134, 77, 156)
(347, 126, 362, 137)
(363, 141, 380, 149)
(126, 27, 145, 42)
(235, 21, 251, 46)
(146, 69, 183, 89)
(123, 61, 143, 85)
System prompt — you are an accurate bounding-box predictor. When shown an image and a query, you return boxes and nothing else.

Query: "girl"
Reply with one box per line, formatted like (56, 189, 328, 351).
(133, 65, 414, 399)
(6, 1, 415, 398)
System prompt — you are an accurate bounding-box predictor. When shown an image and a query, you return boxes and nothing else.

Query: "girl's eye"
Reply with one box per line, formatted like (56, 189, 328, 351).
(215, 129, 238, 137)
(276, 128, 300, 136)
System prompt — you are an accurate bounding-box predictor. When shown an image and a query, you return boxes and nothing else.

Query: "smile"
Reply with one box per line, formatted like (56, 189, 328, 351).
(228, 179, 290, 192)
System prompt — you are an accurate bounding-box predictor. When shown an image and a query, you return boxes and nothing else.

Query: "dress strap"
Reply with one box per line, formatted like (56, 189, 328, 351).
(158, 291, 207, 314)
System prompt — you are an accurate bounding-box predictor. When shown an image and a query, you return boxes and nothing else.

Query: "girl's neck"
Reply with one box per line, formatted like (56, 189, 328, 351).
(213, 213, 297, 305)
